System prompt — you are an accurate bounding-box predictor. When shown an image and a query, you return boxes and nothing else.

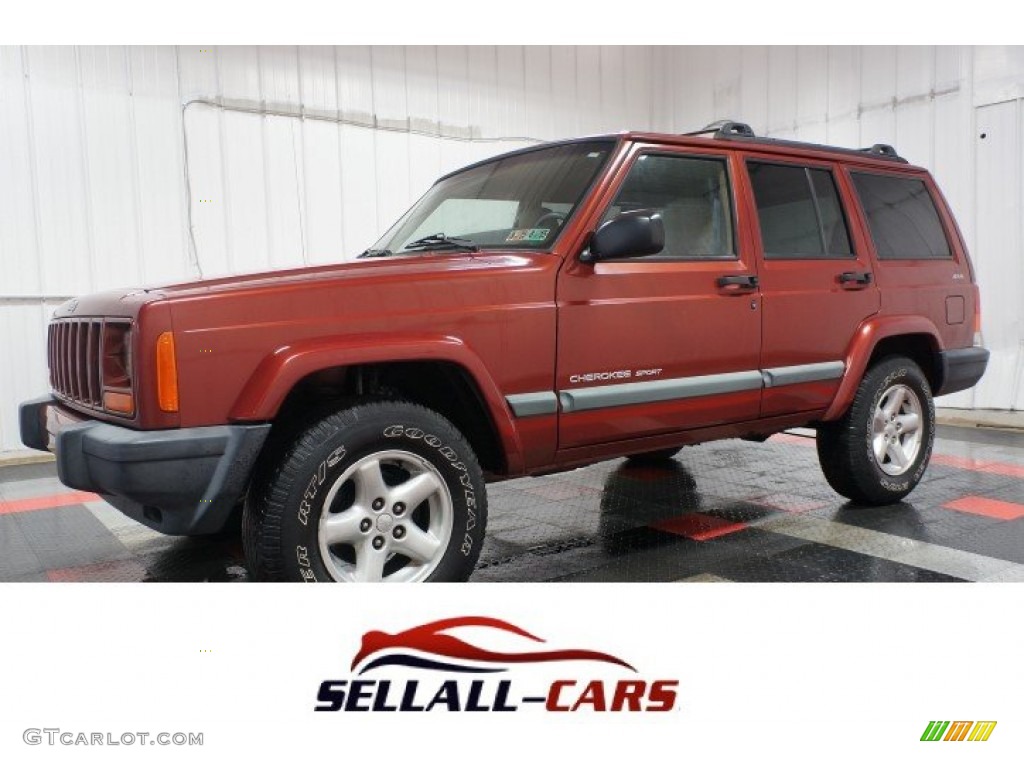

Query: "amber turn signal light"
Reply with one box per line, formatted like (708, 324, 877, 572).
(103, 391, 135, 414)
(156, 331, 179, 412)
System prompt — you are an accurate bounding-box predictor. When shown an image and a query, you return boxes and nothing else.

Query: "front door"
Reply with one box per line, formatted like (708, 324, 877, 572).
(740, 156, 881, 417)
(556, 145, 763, 450)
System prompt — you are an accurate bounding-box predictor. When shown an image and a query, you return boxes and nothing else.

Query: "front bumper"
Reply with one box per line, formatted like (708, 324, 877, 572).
(935, 347, 990, 397)
(19, 396, 270, 535)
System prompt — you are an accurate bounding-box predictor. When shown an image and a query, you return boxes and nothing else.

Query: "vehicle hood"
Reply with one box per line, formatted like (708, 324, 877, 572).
(51, 251, 542, 319)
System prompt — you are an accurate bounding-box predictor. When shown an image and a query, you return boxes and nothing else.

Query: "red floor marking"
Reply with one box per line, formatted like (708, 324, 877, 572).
(768, 433, 1024, 480)
(943, 496, 1024, 521)
(47, 559, 149, 582)
(768, 433, 813, 445)
(652, 513, 747, 541)
(931, 454, 1024, 479)
(0, 491, 99, 516)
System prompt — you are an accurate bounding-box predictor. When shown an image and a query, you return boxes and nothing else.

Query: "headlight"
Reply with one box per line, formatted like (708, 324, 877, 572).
(101, 322, 134, 414)
(102, 323, 132, 388)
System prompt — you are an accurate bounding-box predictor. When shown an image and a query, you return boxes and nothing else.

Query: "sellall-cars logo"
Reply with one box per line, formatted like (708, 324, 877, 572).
(314, 616, 679, 713)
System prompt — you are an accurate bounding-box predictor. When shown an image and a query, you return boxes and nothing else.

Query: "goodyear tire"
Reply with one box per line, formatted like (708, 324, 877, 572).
(816, 356, 935, 505)
(243, 402, 487, 582)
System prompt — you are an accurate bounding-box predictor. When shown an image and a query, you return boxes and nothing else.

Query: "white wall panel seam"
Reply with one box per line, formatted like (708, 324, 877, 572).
(294, 45, 310, 267)
(825, 46, 831, 130)
(291, 115, 309, 266)
(647, 47, 654, 132)
(332, 45, 347, 258)
(256, 45, 275, 272)
(71, 47, 97, 294)
(213, 48, 234, 274)
(968, 50, 978, 414)
(19, 46, 47, 300)
(929, 47, 938, 171)
(368, 46, 382, 234)
(124, 48, 149, 286)
(173, 46, 203, 279)
(403, 48, 415, 232)
(1017, 97, 1024, 409)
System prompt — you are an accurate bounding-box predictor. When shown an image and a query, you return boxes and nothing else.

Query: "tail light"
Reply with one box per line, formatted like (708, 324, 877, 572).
(973, 284, 983, 347)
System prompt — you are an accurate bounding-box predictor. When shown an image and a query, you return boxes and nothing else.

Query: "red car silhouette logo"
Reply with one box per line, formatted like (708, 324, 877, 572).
(351, 616, 637, 674)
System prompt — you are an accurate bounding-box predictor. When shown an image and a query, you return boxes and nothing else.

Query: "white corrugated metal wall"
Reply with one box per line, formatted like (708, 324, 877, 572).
(0, 45, 654, 453)
(1, 45, 1021, 454)
(649, 46, 1024, 411)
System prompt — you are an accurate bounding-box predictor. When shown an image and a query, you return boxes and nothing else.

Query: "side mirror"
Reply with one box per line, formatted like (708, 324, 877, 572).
(586, 209, 665, 262)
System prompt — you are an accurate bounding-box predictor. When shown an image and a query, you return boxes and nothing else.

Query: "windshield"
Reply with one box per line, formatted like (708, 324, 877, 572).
(368, 140, 615, 255)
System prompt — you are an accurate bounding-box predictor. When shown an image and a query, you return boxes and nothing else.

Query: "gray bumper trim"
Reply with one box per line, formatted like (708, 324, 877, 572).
(936, 346, 990, 396)
(18, 396, 270, 536)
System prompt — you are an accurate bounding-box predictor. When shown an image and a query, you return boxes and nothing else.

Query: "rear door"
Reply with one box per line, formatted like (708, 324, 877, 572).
(846, 165, 977, 383)
(555, 144, 762, 449)
(741, 156, 881, 417)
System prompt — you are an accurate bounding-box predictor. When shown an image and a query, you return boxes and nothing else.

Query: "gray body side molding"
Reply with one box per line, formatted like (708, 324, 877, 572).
(505, 361, 846, 417)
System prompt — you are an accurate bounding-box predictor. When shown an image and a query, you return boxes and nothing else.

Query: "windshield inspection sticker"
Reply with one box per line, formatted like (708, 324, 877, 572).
(506, 228, 550, 243)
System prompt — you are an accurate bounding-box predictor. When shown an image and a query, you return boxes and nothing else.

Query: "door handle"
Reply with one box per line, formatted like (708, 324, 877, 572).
(838, 271, 872, 288)
(716, 274, 759, 292)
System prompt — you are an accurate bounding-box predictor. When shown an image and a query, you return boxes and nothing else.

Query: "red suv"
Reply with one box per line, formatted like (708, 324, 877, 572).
(21, 120, 989, 583)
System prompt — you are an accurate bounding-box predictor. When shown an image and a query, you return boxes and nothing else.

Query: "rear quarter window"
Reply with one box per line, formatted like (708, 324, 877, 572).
(850, 172, 952, 259)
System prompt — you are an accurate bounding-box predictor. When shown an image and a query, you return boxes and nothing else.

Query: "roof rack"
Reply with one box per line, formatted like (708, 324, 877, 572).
(860, 143, 900, 159)
(684, 119, 908, 163)
(684, 120, 756, 139)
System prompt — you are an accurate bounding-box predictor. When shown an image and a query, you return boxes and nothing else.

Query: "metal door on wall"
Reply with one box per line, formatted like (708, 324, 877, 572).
(972, 100, 1024, 410)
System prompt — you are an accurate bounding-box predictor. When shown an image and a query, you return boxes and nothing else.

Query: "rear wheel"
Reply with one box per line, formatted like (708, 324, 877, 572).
(816, 356, 935, 505)
(243, 401, 486, 582)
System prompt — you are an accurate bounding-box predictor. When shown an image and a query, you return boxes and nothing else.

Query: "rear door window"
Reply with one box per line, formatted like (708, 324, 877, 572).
(810, 169, 853, 256)
(747, 162, 854, 258)
(850, 172, 952, 259)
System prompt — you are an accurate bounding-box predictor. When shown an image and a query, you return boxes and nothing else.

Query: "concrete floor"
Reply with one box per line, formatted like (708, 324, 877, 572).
(0, 424, 1022, 582)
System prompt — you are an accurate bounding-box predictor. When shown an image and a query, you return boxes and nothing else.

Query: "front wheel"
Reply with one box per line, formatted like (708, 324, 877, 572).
(816, 356, 935, 505)
(243, 402, 487, 582)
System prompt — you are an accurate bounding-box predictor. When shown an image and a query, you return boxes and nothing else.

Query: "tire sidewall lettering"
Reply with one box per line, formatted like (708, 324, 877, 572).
(247, 404, 487, 584)
(382, 424, 478, 559)
(863, 364, 934, 494)
(281, 413, 483, 581)
(297, 445, 347, 527)
(296, 545, 317, 582)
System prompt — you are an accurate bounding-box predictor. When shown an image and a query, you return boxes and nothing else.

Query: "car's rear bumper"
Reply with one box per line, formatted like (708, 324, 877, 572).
(19, 396, 270, 535)
(935, 347, 990, 397)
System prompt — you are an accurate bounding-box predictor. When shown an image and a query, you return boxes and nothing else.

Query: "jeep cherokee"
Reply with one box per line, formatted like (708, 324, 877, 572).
(20, 120, 990, 582)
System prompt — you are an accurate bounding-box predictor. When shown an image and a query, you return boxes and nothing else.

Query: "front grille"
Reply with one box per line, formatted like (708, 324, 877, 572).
(48, 318, 104, 408)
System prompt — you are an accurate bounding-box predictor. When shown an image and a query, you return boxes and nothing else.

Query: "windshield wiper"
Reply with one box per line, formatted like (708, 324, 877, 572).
(357, 248, 392, 259)
(403, 233, 479, 252)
